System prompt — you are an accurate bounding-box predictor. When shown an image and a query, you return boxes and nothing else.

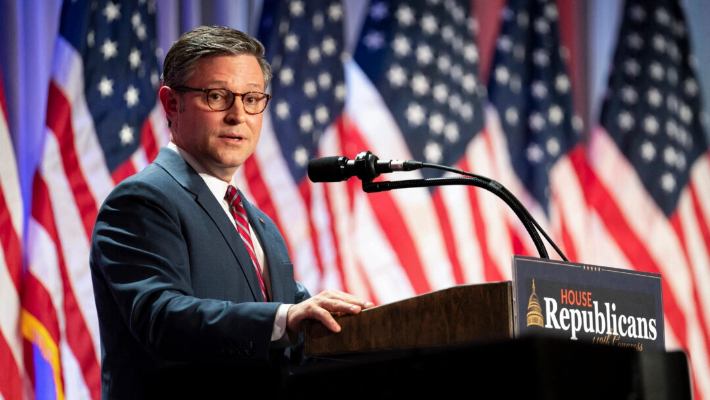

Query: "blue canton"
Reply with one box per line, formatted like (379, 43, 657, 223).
(260, 0, 346, 182)
(487, 0, 582, 214)
(599, 0, 709, 216)
(353, 0, 485, 180)
(60, 0, 161, 172)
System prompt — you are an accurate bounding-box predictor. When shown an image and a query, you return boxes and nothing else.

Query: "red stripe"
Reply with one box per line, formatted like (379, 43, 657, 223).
(431, 189, 465, 284)
(0, 72, 9, 119)
(0, 186, 22, 290)
(671, 198, 710, 371)
(461, 158, 504, 282)
(141, 118, 159, 162)
(45, 81, 98, 239)
(689, 182, 710, 287)
(298, 180, 326, 291)
(334, 116, 375, 301)
(556, 196, 579, 263)
(31, 173, 101, 400)
(321, 180, 348, 293)
(22, 274, 62, 345)
(0, 333, 22, 400)
(577, 152, 690, 348)
(509, 225, 529, 257)
(111, 158, 137, 186)
(338, 116, 432, 294)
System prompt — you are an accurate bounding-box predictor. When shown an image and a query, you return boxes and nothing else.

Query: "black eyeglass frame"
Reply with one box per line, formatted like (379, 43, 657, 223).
(172, 86, 272, 114)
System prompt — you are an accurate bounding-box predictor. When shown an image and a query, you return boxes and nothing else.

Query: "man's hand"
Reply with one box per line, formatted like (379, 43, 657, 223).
(286, 290, 374, 333)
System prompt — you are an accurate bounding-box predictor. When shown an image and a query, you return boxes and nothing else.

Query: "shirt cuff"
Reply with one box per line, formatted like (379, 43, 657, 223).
(271, 304, 293, 342)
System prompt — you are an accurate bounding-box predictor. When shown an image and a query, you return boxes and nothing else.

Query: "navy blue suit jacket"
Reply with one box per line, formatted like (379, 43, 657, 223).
(90, 148, 310, 399)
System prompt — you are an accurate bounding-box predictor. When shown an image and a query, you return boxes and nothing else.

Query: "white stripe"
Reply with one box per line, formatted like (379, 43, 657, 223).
(679, 180, 710, 331)
(353, 190, 416, 303)
(319, 125, 370, 297)
(483, 107, 548, 260)
(467, 131, 514, 280)
(0, 245, 22, 372)
(589, 128, 695, 310)
(131, 103, 170, 173)
(685, 159, 710, 334)
(148, 102, 171, 149)
(51, 36, 113, 208)
(0, 107, 23, 234)
(251, 112, 320, 291)
(550, 155, 590, 262)
(307, 137, 344, 292)
(0, 99, 23, 382)
(440, 182, 485, 283)
(691, 154, 710, 229)
(27, 218, 64, 322)
(39, 131, 101, 361)
(345, 60, 456, 291)
(60, 338, 92, 400)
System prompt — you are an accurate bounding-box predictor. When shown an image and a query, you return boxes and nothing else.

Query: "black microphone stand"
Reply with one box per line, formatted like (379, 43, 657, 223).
(352, 152, 568, 261)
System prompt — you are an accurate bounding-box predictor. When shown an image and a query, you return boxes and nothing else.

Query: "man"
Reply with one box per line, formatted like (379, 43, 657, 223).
(90, 26, 372, 399)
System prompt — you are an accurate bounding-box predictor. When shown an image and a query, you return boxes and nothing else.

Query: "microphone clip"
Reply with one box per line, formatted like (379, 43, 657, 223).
(353, 151, 383, 183)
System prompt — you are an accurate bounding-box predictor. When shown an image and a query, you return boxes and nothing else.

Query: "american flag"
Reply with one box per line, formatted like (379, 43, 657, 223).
(242, 0, 348, 293)
(342, 0, 492, 298)
(585, 0, 710, 397)
(242, 0, 492, 305)
(0, 69, 25, 400)
(22, 0, 168, 398)
(484, 0, 588, 275)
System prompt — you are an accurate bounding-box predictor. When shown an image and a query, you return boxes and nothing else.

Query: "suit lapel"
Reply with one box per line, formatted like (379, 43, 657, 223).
(153, 149, 265, 302)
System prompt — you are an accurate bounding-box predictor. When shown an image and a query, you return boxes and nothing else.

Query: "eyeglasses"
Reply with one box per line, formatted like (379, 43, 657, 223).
(173, 86, 272, 114)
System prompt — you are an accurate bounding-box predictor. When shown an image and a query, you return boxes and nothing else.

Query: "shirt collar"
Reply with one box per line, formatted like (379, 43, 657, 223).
(167, 142, 235, 201)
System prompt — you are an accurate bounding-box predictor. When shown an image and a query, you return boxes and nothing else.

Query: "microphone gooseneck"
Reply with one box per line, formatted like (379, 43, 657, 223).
(306, 151, 567, 261)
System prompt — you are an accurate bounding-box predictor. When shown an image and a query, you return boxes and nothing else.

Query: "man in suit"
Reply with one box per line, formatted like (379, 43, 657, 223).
(89, 26, 372, 399)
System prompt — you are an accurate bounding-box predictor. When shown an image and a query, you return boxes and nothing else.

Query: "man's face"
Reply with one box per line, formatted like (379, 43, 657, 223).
(160, 54, 265, 181)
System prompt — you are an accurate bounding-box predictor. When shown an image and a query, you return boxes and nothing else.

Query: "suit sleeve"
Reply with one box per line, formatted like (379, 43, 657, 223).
(90, 179, 282, 365)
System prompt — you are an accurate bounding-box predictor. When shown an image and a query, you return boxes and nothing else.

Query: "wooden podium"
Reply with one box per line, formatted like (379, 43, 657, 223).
(303, 281, 513, 356)
(293, 281, 691, 399)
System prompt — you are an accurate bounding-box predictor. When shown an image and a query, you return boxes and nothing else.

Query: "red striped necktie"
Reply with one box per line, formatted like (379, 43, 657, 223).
(225, 185, 268, 302)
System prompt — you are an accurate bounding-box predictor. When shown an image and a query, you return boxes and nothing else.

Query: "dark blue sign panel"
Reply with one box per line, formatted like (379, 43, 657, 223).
(512, 256, 664, 351)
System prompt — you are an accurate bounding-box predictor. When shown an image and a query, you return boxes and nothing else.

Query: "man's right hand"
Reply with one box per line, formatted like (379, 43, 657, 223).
(286, 289, 374, 333)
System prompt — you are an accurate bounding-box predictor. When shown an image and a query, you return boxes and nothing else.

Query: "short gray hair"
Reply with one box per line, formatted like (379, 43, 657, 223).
(162, 26, 272, 90)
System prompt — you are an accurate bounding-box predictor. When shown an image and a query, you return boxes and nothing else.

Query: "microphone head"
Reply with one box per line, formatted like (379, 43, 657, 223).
(307, 156, 350, 182)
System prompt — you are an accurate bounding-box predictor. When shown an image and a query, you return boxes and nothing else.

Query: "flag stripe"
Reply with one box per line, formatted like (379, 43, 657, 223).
(583, 132, 710, 398)
(337, 118, 432, 294)
(0, 190, 22, 291)
(45, 82, 99, 239)
(580, 142, 689, 341)
(688, 183, 710, 329)
(460, 157, 505, 283)
(431, 190, 466, 284)
(318, 174, 348, 291)
(110, 159, 138, 186)
(0, 334, 22, 400)
(298, 181, 326, 290)
(672, 210, 710, 359)
(39, 129, 101, 356)
(31, 172, 101, 399)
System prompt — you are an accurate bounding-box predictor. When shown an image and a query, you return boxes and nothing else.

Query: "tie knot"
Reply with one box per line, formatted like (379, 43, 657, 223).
(225, 185, 240, 207)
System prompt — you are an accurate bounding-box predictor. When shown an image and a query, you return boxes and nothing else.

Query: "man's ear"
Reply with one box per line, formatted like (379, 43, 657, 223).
(159, 86, 179, 125)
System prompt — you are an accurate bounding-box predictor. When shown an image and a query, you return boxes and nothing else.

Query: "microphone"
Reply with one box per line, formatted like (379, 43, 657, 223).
(307, 151, 422, 182)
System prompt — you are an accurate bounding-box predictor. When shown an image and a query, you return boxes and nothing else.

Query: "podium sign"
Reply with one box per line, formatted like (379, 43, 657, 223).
(512, 256, 664, 351)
